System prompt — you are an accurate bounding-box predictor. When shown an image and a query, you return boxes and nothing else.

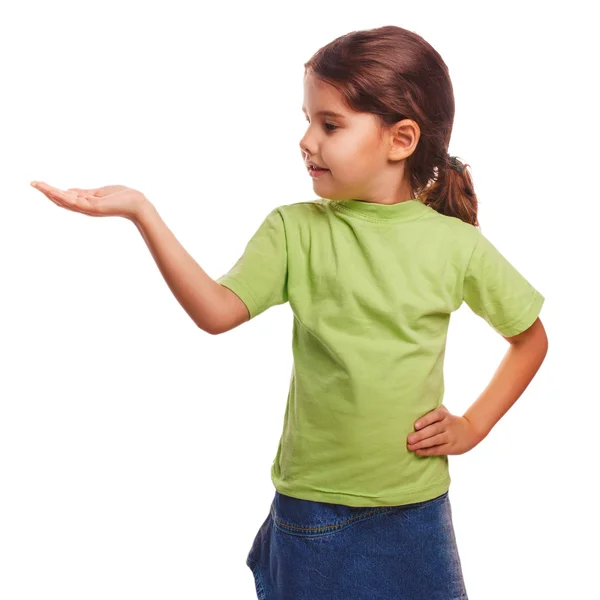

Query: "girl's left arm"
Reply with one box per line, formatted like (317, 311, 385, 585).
(408, 232, 548, 456)
(463, 316, 549, 441)
(407, 317, 548, 456)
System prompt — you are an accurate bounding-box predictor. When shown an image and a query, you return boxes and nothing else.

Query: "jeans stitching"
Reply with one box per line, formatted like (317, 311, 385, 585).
(246, 557, 267, 600)
(271, 490, 448, 533)
(271, 505, 395, 533)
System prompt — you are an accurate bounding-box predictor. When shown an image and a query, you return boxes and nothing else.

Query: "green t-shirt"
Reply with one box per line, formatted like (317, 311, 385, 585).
(217, 198, 545, 507)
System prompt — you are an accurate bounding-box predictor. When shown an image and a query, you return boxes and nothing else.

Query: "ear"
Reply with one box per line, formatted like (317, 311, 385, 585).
(387, 118, 420, 162)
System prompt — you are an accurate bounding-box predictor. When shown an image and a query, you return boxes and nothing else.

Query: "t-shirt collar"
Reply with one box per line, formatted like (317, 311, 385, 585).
(329, 198, 431, 222)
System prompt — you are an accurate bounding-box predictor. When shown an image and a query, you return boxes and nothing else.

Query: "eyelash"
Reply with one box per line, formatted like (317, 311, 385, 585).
(305, 118, 338, 132)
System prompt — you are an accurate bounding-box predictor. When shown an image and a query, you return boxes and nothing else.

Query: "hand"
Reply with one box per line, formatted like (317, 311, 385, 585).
(30, 181, 148, 221)
(406, 404, 483, 456)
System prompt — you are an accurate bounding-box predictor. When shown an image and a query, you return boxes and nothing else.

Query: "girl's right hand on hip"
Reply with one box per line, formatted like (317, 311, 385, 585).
(30, 181, 148, 221)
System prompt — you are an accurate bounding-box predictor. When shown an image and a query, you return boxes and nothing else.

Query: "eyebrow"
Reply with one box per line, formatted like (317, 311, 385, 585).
(301, 107, 346, 119)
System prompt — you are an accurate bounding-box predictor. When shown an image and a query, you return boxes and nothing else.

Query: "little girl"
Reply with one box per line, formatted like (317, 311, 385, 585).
(31, 24, 547, 600)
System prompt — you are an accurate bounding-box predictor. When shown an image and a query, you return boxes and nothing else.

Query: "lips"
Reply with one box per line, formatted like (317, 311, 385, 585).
(306, 160, 328, 170)
(308, 166, 329, 179)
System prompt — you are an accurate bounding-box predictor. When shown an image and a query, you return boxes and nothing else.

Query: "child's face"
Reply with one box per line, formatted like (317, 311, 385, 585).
(300, 70, 415, 202)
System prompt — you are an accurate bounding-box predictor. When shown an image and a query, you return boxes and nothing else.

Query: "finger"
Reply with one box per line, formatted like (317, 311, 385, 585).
(408, 422, 443, 445)
(415, 444, 449, 456)
(66, 188, 96, 195)
(32, 181, 64, 194)
(409, 432, 447, 450)
(414, 408, 446, 431)
(33, 181, 74, 200)
(34, 182, 81, 211)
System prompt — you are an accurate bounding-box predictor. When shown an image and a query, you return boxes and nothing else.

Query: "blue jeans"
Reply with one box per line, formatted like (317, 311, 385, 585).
(246, 489, 468, 600)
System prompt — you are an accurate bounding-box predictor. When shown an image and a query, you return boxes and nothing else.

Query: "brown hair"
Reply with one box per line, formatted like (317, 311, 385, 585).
(304, 25, 479, 227)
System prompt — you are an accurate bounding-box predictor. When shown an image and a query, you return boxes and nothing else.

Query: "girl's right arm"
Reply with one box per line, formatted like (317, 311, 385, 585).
(133, 200, 250, 335)
(30, 181, 248, 334)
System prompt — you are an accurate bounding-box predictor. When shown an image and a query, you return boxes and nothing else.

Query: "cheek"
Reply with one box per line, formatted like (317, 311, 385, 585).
(335, 147, 376, 177)
(341, 133, 378, 163)
(329, 140, 360, 168)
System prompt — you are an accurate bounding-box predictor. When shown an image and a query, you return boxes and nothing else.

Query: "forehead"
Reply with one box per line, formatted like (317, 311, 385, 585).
(302, 72, 349, 118)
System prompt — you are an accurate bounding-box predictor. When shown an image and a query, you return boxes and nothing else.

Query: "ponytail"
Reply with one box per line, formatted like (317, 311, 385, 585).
(417, 153, 479, 228)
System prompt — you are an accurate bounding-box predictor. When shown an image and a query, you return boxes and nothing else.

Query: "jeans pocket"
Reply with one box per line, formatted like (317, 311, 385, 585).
(270, 491, 396, 538)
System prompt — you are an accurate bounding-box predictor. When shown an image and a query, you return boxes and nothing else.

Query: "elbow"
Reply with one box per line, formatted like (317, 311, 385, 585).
(201, 323, 221, 336)
(195, 316, 222, 335)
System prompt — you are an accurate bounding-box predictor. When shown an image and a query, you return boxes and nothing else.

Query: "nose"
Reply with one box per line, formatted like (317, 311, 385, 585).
(299, 130, 314, 159)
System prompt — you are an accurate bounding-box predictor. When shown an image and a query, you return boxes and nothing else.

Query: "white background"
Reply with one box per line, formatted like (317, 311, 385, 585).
(1, 1, 597, 598)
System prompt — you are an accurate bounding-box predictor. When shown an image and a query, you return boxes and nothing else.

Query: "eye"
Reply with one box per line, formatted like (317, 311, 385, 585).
(304, 117, 338, 133)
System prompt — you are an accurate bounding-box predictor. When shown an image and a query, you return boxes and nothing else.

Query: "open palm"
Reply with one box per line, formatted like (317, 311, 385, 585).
(30, 181, 146, 221)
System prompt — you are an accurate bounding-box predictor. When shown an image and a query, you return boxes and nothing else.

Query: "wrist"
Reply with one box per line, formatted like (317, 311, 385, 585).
(131, 197, 156, 226)
(462, 413, 489, 443)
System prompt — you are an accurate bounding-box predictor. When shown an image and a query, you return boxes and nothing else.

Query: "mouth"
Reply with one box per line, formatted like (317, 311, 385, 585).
(308, 165, 329, 179)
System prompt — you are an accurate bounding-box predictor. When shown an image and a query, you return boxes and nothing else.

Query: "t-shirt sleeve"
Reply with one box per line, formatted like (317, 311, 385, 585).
(462, 231, 545, 337)
(216, 207, 289, 320)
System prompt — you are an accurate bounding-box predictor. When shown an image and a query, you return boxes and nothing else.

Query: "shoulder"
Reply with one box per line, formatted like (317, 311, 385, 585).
(275, 198, 328, 217)
(425, 208, 479, 236)
(270, 198, 332, 229)
(416, 208, 483, 262)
